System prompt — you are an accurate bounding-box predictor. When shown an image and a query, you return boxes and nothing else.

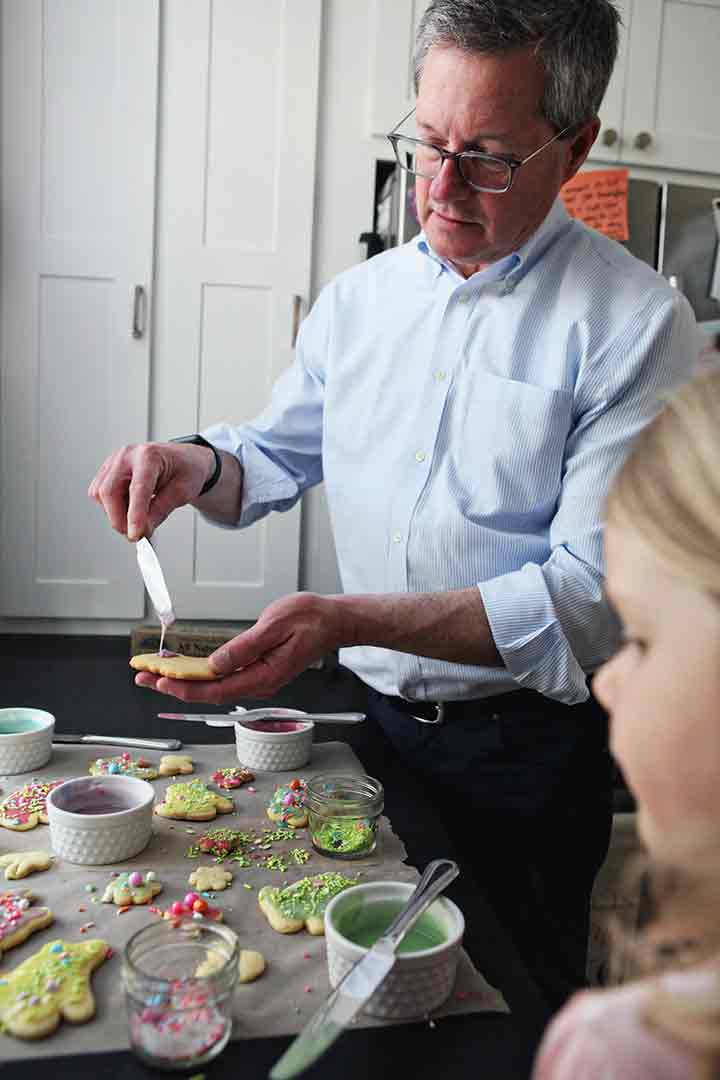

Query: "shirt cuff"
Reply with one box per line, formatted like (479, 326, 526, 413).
(199, 423, 300, 528)
(479, 564, 590, 705)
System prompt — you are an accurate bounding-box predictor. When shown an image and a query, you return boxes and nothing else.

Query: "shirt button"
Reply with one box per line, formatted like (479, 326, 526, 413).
(392, 533, 402, 544)
(433, 370, 446, 381)
(415, 451, 426, 463)
(458, 294, 470, 304)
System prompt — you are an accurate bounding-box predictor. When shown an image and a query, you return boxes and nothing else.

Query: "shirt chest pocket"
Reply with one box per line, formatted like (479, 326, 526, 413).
(450, 371, 573, 523)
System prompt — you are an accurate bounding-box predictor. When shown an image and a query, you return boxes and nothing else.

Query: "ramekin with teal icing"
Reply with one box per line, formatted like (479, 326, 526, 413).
(0, 707, 55, 775)
(324, 880, 465, 1019)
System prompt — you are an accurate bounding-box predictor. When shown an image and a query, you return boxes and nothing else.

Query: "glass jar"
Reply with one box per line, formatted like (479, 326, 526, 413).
(122, 918, 239, 1070)
(306, 773, 384, 860)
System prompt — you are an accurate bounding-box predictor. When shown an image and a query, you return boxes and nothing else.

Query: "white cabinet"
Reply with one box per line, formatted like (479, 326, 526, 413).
(590, 0, 720, 174)
(0, 0, 322, 622)
(369, 0, 720, 177)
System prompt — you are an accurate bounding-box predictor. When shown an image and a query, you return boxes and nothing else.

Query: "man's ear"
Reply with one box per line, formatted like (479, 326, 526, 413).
(562, 118, 602, 184)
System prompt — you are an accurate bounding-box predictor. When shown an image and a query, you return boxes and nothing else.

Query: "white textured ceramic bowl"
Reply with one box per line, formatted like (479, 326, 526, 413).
(0, 708, 55, 775)
(324, 880, 465, 1020)
(47, 775, 155, 865)
(233, 707, 313, 772)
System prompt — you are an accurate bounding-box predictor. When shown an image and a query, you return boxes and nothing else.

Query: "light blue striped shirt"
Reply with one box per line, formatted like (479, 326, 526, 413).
(205, 199, 697, 705)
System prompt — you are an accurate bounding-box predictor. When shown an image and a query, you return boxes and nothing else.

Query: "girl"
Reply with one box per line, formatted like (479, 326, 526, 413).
(534, 369, 720, 1079)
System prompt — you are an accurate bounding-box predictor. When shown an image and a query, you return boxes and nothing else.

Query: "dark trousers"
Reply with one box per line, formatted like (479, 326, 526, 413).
(361, 685, 613, 1014)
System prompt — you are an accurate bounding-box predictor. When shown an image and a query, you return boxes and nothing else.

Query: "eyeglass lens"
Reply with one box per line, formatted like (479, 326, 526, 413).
(394, 137, 511, 192)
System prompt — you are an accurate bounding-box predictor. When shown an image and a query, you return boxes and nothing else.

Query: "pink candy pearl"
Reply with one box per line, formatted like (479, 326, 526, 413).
(184, 892, 199, 907)
(282, 793, 294, 806)
(129, 871, 143, 887)
(170, 901, 185, 916)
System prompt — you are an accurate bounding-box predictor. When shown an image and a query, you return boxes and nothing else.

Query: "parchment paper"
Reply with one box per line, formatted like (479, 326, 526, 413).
(0, 741, 507, 1061)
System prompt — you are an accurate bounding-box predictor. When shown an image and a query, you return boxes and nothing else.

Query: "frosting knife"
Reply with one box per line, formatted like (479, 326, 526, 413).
(136, 537, 175, 653)
(158, 710, 365, 727)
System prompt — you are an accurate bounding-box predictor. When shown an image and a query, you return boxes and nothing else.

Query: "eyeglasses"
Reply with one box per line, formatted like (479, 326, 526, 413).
(387, 108, 575, 195)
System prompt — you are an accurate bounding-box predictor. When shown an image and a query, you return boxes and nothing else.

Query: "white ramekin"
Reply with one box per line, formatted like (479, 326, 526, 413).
(47, 775, 155, 865)
(233, 707, 314, 772)
(324, 880, 465, 1020)
(0, 708, 55, 775)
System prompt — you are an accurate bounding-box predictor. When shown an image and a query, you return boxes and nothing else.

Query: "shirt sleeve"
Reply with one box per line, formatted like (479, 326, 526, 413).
(479, 292, 698, 704)
(199, 286, 331, 529)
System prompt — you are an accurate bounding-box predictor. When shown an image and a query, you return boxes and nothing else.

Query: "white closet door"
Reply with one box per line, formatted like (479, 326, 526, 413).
(152, 0, 322, 619)
(0, 0, 159, 618)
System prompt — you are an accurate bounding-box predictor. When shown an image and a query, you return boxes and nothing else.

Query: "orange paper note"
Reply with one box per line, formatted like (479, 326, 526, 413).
(560, 168, 629, 242)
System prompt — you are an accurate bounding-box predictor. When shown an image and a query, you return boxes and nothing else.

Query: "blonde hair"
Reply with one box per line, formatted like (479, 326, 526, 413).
(608, 370, 720, 1078)
(608, 369, 720, 594)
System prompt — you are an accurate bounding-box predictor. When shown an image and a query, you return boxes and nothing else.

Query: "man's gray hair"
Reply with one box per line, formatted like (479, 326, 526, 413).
(414, 0, 621, 131)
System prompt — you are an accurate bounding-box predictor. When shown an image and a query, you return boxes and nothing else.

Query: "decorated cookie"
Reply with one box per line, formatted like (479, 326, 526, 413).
(188, 866, 233, 893)
(101, 870, 162, 907)
(211, 766, 255, 790)
(130, 653, 218, 681)
(191, 828, 248, 860)
(158, 754, 194, 777)
(0, 889, 54, 954)
(0, 851, 52, 881)
(154, 893, 223, 924)
(89, 752, 159, 780)
(0, 780, 66, 831)
(154, 780, 234, 821)
(0, 938, 109, 1039)
(267, 778, 308, 828)
(258, 872, 355, 935)
(195, 947, 266, 983)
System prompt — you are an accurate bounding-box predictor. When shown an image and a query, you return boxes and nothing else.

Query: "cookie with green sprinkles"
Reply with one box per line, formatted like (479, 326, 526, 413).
(266, 778, 308, 828)
(154, 779, 234, 821)
(258, 872, 355, 935)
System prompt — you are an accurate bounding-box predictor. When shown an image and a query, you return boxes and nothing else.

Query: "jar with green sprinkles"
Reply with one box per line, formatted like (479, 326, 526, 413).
(306, 774, 383, 860)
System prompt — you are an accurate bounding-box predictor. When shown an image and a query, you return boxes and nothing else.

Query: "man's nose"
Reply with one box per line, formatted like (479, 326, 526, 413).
(430, 154, 468, 201)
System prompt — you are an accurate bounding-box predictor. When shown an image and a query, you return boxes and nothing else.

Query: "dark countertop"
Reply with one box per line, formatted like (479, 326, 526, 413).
(2, 634, 551, 1079)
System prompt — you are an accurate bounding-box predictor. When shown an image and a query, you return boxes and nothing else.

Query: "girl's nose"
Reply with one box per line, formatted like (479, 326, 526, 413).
(592, 658, 616, 712)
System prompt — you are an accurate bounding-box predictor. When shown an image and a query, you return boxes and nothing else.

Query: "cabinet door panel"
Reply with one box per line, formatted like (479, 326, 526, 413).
(623, 0, 720, 172)
(0, 0, 158, 618)
(592, 0, 633, 163)
(151, 0, 322, 619)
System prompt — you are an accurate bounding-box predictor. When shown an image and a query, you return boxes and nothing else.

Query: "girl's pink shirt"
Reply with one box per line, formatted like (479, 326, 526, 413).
(532, 972, 713, 1080)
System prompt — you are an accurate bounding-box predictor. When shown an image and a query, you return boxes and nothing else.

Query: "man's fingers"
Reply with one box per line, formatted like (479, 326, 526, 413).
(209, 623, 288, 676)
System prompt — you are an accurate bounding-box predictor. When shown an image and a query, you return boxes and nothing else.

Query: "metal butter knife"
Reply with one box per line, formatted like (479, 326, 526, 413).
(53, 734, 182, 751)
(269, 858, 459, 1079)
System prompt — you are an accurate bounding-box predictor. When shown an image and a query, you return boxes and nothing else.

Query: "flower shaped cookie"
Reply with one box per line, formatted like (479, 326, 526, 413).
(154, 779, 234, 821)
(101, 870, 162, 906)
(0, 938, 109, 1039)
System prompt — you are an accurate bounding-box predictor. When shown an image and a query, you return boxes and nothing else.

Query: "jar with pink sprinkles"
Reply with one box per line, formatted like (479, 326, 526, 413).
(122, 918, 239, 1069)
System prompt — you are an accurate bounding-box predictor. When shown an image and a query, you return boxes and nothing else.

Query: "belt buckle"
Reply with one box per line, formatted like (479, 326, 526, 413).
(412, 702, 445, 726)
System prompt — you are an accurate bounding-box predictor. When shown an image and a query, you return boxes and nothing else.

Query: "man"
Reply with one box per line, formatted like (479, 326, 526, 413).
(90, 0, 696, 1010)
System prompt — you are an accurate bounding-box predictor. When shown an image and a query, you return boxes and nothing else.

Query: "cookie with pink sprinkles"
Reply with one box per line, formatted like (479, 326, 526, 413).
(0, 779, 66, 831)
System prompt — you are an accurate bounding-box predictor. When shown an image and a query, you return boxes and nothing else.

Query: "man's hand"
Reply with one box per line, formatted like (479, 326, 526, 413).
(133, 592, 346, 704)
(88, 442, 219, 541)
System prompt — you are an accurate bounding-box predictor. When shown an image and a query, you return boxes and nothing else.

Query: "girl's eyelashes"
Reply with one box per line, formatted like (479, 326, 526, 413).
(619, 629, 648, 653)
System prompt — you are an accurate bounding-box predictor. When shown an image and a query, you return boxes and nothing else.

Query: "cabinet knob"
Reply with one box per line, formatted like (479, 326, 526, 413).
(601, 127, 619, 147)
(634, 131, 653, 151)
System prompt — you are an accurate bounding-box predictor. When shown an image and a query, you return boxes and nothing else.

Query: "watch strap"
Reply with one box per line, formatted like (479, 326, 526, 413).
(169, 434, 222, 496)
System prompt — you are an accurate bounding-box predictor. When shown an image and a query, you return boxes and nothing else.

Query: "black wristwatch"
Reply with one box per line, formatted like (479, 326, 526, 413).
(169, 434, 223, 496)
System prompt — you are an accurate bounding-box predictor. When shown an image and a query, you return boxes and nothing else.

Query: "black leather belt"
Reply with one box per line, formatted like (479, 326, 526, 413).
(379, 692, 524, 726)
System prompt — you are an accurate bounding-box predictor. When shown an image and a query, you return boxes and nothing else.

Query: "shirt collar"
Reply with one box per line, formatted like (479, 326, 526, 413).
(416, 197, 573, 291)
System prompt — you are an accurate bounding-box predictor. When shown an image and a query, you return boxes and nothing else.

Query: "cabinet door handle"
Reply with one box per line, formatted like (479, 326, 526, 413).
(601, 127, 619, 147)
(291, 294, 303, 348)
(132, 285, 146, 339)
(634, 131, 653, 151)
